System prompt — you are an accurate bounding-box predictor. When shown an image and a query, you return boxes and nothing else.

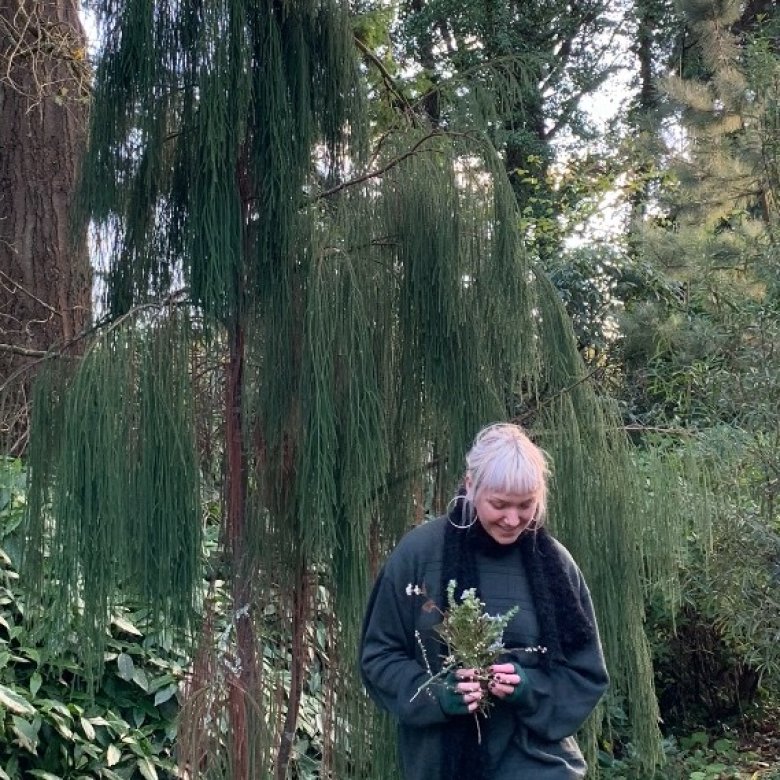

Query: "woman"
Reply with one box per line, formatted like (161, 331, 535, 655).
(360, 423, 609, 780)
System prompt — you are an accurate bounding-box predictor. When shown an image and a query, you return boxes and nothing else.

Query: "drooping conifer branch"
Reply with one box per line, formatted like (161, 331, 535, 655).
(18, 0, 725, 777)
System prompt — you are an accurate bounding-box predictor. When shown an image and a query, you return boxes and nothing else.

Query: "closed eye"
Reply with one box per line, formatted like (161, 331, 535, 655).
(490, 500, 534, 510)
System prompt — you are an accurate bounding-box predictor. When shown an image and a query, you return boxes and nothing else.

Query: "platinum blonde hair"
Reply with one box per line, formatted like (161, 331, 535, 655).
(464, 422, 551, 523)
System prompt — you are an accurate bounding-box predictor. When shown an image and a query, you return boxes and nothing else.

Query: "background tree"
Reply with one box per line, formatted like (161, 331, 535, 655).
(613, 0, 780, 734)
(0, 0, 92, 454)
(354, 0, 628, 263)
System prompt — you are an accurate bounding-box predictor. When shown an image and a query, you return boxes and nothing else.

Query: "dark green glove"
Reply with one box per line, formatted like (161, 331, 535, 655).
(436, 671, 472, 716)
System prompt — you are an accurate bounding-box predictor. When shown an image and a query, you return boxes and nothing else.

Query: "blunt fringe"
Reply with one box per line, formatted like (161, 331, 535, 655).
(465, 422, 551, 522)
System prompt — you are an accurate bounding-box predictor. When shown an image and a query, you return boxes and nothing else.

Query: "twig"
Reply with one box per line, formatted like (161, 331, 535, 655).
(313, 132, 443, 201)
(354, 37, 416, 123)
(313, 130, 478, 201)
(0, 343, 50, 358)
(512, 366, 605, 427)
(623, 424, 696, 437)
(0, 4, 92, 110)
(0, 268, 62, 318)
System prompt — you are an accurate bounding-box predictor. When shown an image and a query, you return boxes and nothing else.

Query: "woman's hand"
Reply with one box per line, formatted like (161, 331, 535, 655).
(488, 662, 524, 701)
(438, 668, 484, 715)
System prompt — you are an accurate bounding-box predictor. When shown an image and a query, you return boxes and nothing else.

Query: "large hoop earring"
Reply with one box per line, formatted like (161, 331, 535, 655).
(446, 494, 477, 530)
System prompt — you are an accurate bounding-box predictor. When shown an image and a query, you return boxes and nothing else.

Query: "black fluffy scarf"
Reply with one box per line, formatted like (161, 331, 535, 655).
(437, 496, 595, 780)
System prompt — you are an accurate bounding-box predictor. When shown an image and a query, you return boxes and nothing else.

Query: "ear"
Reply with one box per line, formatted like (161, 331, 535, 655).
(464, 473, 473, 498)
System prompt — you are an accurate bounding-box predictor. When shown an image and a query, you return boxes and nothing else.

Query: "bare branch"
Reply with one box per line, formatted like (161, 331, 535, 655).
(313, 131, 477, 201)
(0, 342, 49, 357)
(0, 268, 62, 318)
(354, 37, 417, 124)
(0, 3, 92, 110)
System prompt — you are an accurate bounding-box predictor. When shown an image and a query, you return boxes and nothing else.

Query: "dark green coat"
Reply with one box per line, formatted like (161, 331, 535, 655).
(360, 517, 609, 779)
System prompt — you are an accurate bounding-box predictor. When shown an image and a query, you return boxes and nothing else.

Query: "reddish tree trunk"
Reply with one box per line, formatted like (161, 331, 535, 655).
(225, 323, 256, 780)
(275, 560, 310, 780)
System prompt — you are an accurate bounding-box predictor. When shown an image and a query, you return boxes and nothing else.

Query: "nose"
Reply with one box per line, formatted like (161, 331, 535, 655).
(503, 509, 521, 527)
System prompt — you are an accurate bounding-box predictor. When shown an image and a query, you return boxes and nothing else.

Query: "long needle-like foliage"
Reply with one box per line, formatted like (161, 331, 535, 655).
(16, 1, 720, 777)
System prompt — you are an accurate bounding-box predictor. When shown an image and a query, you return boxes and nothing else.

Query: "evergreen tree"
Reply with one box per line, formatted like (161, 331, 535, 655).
(614, 0, 780, 730)
(367, 0, 624, 263)
(15, 1, 715, 776)
(623, 0, 779, 431)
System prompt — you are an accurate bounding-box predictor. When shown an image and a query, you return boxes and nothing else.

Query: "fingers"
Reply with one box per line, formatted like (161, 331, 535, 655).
(455, 680, 483, 710)
(490, 663, 515, 675)
(449, 670, 483, 712)
(447, 665, 523, 708)
(489, 672, 520, 686)
(488, 680, 514, 699)
(488, 664, 521, 700)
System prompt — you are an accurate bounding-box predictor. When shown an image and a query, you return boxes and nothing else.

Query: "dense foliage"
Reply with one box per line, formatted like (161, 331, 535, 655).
(0, 459, 181, 779)
(0, 0, 777, 778)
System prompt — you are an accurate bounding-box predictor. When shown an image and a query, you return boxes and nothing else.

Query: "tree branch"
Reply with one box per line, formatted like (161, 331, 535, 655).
(313, 131, 473, 201)
(0, 343, 49, 357)
(354, 37, 416, 123)
(0, 268, 62, 317)
(0, 290, 191, 392)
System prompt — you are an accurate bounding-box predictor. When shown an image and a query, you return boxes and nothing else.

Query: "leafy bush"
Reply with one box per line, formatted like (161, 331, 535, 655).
(0, 458, 184, 779)
(600, 731, 780, 779)
(646, 429, 780, 731)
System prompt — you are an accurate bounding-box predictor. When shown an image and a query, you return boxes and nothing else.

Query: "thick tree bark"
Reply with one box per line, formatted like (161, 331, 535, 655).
(0, 0, 90, 454)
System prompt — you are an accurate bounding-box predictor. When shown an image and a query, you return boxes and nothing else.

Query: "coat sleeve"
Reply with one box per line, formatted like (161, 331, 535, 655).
(508, 572, 609, 742)
(360, 560, 451, 727)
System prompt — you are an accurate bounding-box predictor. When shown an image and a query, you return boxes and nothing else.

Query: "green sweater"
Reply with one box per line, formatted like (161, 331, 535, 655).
(360, 517, 609, 779)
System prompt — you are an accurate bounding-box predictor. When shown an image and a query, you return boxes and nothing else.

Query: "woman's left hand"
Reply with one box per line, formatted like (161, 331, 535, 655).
(488, 662, 523, 699)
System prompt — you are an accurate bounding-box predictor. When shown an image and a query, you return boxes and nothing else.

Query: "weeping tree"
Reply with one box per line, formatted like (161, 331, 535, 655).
(17, 0, 710, 777)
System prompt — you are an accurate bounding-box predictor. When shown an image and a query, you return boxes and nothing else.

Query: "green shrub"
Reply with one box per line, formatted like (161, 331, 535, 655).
(0, 458, 184, 779)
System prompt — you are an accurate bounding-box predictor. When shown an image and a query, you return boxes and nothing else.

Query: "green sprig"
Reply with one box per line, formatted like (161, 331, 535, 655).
(436, 580, 518, 672)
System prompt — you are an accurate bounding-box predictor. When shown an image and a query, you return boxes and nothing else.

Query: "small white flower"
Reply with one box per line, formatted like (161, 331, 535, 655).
(405, 583, 414, 596)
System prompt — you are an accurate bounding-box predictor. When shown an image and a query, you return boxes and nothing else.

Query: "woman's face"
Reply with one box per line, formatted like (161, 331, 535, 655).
(471, 487, 539, 545)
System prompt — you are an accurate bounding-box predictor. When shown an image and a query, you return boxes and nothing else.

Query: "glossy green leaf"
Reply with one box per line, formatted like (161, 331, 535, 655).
(0, 684, 35, 716)
(111, 615, 142, 636)
(29, 672, 42, 697)
(116, 653, 134, 681)
(80, 716, 96, 740)
(106, 743, 121, 767)
(137, 756, 158, 780)
(10, 716, 39, 754)
(152, 684, 178, 706)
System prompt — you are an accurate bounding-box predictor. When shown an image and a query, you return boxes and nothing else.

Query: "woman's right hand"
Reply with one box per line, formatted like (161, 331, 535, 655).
(438, 668, 483, 715)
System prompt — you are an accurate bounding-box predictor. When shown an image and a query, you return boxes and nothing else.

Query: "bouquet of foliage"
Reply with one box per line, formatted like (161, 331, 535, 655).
(411, 579, 518, 715)
(436, 580, 518, 673)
